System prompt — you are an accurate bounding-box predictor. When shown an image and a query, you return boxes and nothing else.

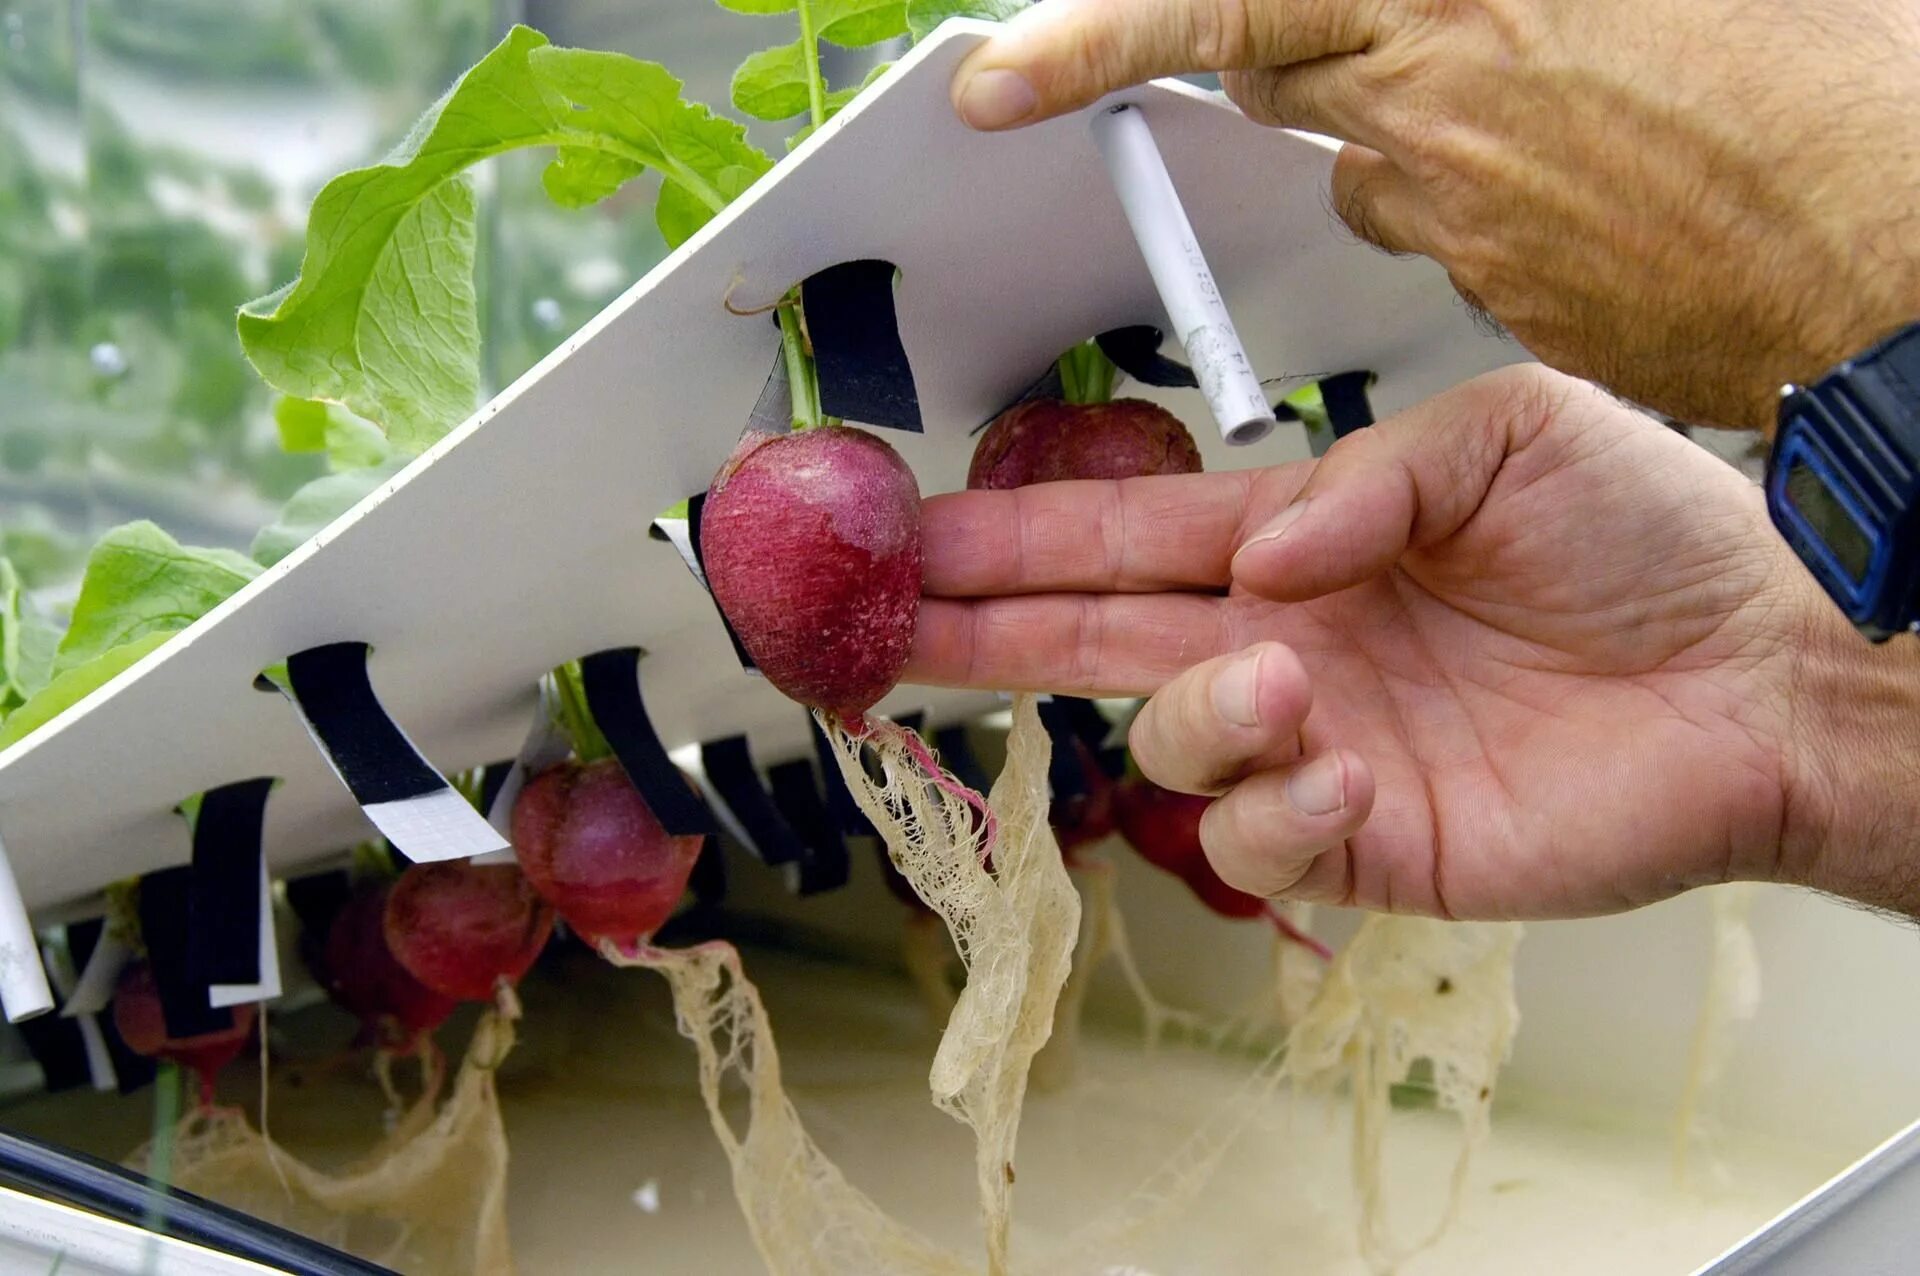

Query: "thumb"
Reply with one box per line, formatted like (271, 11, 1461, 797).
(950, 0, 1373, 131)
(1231, 367, 1572, 602)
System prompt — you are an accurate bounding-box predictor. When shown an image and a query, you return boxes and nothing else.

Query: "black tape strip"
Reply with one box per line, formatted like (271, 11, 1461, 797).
(932, 725, 992, 798)
(767, 759, 851, 896)
(1048, 696, 1126, 778)
(1097, 324, 1198, 389)
(801, 259, 922, 432)
(701, 735, 808, 867)
(278, 643, 443, 804)
(1036, 699, 1089, 803)
(478, 759, 513, 816)
(17, 1002, 90, 1092)
(138, 867, 235, 1041)
(810, 716, 876, 838)
(68, 920, 155, 1094)
(187, 778, 274, 988)
(578, 648, 716, 838)
(1320, 370, 1377, 438)
(687, 494, 758, 671)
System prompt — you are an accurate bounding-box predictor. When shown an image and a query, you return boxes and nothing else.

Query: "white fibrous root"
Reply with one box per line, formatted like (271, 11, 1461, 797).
(1673, 883, 1762, 1190)
(821, 694, 1080, 1276)
(1282, 915, 1523, 1274)
(606, 939, 968, 1276)
(128, 991, 521, 1275)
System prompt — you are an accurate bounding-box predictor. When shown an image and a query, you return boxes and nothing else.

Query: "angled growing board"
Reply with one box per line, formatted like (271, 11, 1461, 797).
(0, 22, 1521, 911)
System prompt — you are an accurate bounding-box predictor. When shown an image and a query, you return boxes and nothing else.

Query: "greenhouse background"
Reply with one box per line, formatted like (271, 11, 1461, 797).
(0, 0, 899, 604)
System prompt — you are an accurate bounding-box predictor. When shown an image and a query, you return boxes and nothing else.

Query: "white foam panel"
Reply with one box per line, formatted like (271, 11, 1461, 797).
(0, 22, 1522, 910)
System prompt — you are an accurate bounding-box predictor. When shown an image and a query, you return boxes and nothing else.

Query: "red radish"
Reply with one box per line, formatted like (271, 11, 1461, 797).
(383, 862, 552, 1003)
(512, 757, 703, 945)
(700, 426, 922, 719)
(967, 397, 1202, 490)
(1114, 777, 1334, 960)
(113, 962, 256, 1107)
(321, 882, 456, 1050)
(1112, 779, 1264, 920)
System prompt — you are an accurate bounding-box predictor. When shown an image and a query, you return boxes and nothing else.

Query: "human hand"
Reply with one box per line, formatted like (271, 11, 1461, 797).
(949, 0, 1920, 430)
(906, 365, 1920, 919)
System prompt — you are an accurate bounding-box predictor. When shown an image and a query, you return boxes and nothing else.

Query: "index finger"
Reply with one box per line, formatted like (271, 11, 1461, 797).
(922, 468, 1283, 597)
(951, 0, 1381, 131)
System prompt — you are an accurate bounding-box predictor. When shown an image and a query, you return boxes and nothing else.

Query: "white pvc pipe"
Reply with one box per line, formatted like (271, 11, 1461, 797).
(1090, 103, 1275, 445)
(0, 833, 52, 1021)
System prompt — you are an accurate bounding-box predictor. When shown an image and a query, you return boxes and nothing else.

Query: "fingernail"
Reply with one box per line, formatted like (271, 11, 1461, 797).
(956, 68, 1037, 129)
(1237, 499, 1309, 557)
(1287, 752, 1347, 817)
(1210, 649, 1264, 728)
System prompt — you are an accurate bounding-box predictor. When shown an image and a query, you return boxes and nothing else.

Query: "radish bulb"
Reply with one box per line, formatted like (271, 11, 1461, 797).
(968, 397, 1202, 490)
(321, 882, 457, 1051)
(511, 757, 703, 946)
(383, 862, 553, 1003)
(700, 426, 922, 719)
(1114, 776, 1333, 960)
(113, 962, 255, 1108)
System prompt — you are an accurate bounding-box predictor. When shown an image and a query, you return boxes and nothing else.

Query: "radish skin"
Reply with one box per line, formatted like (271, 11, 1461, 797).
(968, 397, 1202, 490)
(383, 863, 553, 1003)
(512, 757, 703, 945)
(701, 426, 922, 718)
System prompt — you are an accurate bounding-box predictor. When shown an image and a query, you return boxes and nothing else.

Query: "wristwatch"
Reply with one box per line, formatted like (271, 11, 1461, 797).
(1766, 322, 1920, 642)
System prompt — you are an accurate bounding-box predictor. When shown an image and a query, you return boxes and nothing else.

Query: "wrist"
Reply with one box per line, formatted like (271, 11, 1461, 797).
(1778, 589, 1920, 914)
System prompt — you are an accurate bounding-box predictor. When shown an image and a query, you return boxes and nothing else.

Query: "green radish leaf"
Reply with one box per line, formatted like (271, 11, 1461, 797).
(906, 0, 1028, 42)
(0, 558, 57, 714)
(56, 522, 260, 675)
(238, 26, 560, 455)
(272, 396, 329, 453)
(0, 632, 172, 750)
(730, 41, 811, 121)
(542, 147, 646, 209)
(788, 62, 894, 148)
(326, 409, 392, 472)
(251, 462, 406, 567)
(657, 164, 763, 249)
(815, 0, 908, 47)
(242, 27, 773, 454)
(527, 46, 771, 211)
(716, 0, 797, 12)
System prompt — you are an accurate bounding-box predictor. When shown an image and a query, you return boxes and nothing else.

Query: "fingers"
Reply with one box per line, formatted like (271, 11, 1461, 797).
(1221, 63, 1379, 148)
(1199, 749, 1374, 897)
(1128, 642, 1312, 794)
(1230, 366, 1569, 602)
(951, 0, 1380, 130)
(905, 593, 1233, 695)
(1328, 144, 1437, 257)
(921, 470, 1276, 597)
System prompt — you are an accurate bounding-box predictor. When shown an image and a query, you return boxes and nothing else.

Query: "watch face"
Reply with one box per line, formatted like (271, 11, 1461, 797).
(1784, 456, 1874, 584)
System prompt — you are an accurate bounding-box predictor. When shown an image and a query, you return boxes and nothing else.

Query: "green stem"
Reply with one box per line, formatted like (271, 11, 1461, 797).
(778, 302, 825, 430)
(553, 662, 612, 763)
(1058, 340, 1118, 406)
(144, 1061, 180, 1243)
(796, 0, 828, 130)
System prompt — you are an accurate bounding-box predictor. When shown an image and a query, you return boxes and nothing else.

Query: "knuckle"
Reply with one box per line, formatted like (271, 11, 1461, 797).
(1187, 0, 1255, 68)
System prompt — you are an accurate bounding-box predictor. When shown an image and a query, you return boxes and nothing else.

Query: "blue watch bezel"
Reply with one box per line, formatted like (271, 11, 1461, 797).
(1765, 320, 1920, 643)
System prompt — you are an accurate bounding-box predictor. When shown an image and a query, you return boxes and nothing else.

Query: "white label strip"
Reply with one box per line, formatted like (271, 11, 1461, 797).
(208, 857, 281, 1008)
(0, 832, 51, 1022)
(1090, 103, 1274, 446)
(363, 788, 510, 863)
(59, 929, 130, 1019)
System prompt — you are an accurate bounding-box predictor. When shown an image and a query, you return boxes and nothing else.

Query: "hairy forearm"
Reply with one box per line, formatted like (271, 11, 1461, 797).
(1780, 593, 1920, 915)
